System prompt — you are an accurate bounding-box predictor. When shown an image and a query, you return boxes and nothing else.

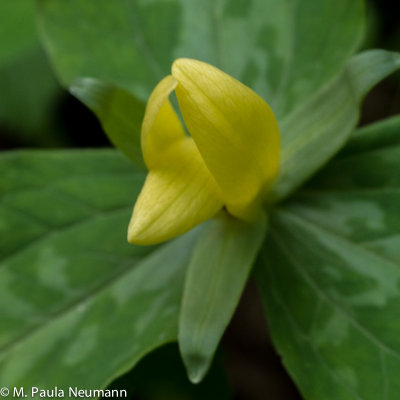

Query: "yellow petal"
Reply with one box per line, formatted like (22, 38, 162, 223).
(129, 74, 222, 245)
(128, 138, 223, 245)
(141, 74, 186, 170)
(172, 58, 280, 219)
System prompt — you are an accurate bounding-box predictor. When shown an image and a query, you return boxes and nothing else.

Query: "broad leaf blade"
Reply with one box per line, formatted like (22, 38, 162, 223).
(258, 211, 400, 400)
(0, 150, 196, 393)
(179, 212, 267, 383)
(38, 0, 368, 182)
(290, 114, 400, 265)
(37, 0, 364, 117)
(0, 232, 197, 395)
(256, 116, 400, 400)
(270, 49, 400, 202)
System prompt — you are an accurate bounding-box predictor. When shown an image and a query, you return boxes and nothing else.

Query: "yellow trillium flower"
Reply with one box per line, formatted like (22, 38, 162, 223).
(128, 58, 280, 245)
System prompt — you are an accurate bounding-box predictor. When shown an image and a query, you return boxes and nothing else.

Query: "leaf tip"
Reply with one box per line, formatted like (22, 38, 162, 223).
(183, 353, 211, 384)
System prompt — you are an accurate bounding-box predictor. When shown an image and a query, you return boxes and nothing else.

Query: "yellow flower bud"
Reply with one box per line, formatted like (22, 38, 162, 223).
(128, 59, 280, 245)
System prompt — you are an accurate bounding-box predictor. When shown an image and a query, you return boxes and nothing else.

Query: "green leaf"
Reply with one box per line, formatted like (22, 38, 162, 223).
(270, 49, 400, 202)
(179, 212, 267, 383)
(0, 0, 62, 146)
(337, 114, 400, 156)
(0, 47, 62, 146)
(69, 78, 146, 169)
(0, 150, 197, 393)
(37, 0, 364, 116)
(0, 0, 38, 65)
(256, 115, 400, 400)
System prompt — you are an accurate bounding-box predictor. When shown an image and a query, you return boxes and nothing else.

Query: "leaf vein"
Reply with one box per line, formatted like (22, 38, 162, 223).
(271, 213, 400, 362)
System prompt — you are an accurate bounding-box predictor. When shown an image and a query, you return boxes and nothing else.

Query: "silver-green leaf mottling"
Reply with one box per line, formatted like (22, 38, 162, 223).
(37, 0, 364, 117)
(0, 150, 198, 396)
(257, 116, 400, 400)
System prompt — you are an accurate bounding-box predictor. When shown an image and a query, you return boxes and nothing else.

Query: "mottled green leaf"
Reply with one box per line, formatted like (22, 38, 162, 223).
(69, 78, 146, 169)
(0, 150, 197, 394)
(257, 115, 400, 400)
(37, 0, 364, 117)
(179, 212, 266, 383)
(270, 49, 400, 202)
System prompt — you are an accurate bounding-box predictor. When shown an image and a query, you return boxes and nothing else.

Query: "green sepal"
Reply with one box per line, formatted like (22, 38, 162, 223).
(70, 78, 146, 169)
(179, 211, 267, 383)
(270, 49, 400, 203)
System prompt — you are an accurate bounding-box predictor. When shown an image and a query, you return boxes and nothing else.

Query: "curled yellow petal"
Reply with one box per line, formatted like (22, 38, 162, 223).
(128, 74, 222, 245)
(141, 74, 185, 170)
(128, 139, 223, 245)
(172, 58, 280, 219)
